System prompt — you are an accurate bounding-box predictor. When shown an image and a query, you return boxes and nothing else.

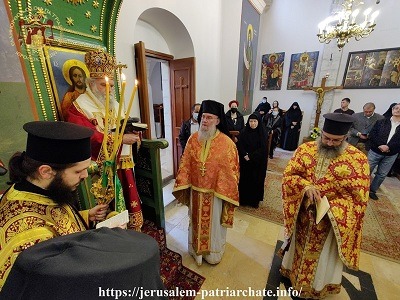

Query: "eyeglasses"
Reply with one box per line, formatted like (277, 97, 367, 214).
(321, 133, 345, 144)
(201, 115, 219, 121)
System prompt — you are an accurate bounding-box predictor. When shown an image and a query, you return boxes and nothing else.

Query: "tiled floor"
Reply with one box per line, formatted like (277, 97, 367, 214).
(163, 153, 400, 299)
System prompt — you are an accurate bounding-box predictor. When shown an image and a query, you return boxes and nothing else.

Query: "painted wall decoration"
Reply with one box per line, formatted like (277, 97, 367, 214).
(343, 47, 400, 88)
(43, 46, 90, 120)
(43, 46, 101, 121)
(260, 52, 285, 90)
(236, 0, 260, 113)
(287, 51, 319, 90)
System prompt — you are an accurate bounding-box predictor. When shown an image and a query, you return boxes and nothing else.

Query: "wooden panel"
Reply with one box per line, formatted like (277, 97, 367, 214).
(169, 57, 195, 176)
(134, 41, 151, 139)
(135, 139, 169, 228)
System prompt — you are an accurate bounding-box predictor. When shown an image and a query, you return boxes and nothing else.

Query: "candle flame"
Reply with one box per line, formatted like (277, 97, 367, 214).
(135, 79, 138, 86)
(121, 73, 126, 81)
(105, 76, 109, 82)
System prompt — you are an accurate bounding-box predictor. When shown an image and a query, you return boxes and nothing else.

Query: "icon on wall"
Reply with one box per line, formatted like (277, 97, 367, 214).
(260, 52, 285, 90)
(287, 51, 319, 90)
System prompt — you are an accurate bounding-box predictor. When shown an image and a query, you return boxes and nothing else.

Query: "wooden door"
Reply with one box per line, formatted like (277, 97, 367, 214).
(134, 41, 152, 139)
(134, 42, 175, 138)
(135, 41, 196, 175)
(170, 58, 195, 177)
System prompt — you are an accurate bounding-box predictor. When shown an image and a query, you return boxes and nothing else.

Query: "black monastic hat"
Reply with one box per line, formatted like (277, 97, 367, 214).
(198, 99, 230, 136)
(1, 228, 166, 300)
(322, 113, 354, 135)
(23, 121, 93, 164)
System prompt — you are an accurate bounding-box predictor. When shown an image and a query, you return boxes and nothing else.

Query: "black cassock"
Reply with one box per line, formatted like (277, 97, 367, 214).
(236, 113, 268, 208)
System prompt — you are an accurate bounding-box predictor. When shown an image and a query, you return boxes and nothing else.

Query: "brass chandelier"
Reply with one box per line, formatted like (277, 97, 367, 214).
(317, 0, 379, 49)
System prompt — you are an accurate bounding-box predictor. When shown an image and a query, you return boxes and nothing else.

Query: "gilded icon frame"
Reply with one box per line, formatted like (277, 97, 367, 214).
(43, 44, 100, 120)
(287, 51, 319, 90)
(342, 47, 400, 89)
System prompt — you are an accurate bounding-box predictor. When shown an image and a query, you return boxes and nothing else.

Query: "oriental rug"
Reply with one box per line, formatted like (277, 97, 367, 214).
(239, 148, 400, 263)
(141, 220, 205, 300)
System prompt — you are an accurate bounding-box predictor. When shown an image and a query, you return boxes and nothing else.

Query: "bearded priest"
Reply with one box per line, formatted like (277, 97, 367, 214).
(279, 113, 370, 299)
(66, 50, 143, 231)
(173, 100, 239, 266)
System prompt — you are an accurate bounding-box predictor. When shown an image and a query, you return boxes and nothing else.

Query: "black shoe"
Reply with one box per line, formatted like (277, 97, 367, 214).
(369, 192, 379, 200)
(269, 155, 273, 159)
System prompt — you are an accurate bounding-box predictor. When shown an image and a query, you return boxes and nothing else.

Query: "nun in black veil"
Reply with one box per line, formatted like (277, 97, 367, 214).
(282, 101, 302, 151)
(236, 113, 268, 208)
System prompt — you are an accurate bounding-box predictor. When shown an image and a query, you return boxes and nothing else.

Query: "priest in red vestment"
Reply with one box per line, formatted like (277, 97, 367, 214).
(280, 113, 370, 299)
(66, 50, 143, 231)
(173, 100, 239, 266)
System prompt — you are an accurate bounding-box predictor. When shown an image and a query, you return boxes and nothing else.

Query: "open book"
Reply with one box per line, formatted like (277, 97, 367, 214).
(316, 196, 330, 224)
(96, 210, 129, 229)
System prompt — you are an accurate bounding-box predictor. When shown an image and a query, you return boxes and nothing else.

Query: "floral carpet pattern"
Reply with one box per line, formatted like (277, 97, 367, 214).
(239, 148, 400, 263)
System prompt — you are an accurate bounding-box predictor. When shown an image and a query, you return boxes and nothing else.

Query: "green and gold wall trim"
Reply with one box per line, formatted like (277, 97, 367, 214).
(5, 0, 122, 120)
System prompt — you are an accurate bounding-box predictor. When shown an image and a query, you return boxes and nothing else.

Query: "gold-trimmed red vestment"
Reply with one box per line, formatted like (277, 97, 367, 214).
(173, 131, 239, 255)
(281, 141, 370, 298)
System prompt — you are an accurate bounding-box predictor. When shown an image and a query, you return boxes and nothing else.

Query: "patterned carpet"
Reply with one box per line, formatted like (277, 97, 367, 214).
(239, 148, 400, 263)
(141, 220, 205, 299)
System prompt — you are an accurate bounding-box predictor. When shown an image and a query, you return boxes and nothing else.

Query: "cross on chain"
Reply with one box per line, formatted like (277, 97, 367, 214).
(200, 163, 206, 176)
(303, 76, 342, 128)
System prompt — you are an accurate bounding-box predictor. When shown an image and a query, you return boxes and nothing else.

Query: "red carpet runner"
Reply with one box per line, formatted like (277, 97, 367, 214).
(141, 220, 205, 299)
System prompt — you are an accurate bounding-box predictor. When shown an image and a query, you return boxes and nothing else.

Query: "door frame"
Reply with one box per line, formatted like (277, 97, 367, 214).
(134, 41, 174, 139)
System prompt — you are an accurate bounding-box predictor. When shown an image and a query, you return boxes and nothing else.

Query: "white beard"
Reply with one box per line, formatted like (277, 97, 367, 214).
(90, 83, 115, 105)
(198, 123, 217, 143)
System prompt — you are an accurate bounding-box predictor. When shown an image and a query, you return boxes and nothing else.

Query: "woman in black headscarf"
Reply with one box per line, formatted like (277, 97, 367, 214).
(282, 102, 302, 151)
(236, 113, 268, 208)
(383, 103, 397, 119)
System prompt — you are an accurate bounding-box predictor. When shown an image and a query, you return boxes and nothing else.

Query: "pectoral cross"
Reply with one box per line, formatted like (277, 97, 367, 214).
(200, 163, 206, 177)
(304, 75, 342, 128)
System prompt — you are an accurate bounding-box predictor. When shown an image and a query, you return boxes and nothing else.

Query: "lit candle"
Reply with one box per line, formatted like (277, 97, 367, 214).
(112, 73, 126, 159)
(370, 11, 379, 24)
(351, 9, 360, 24)
(102, 76, 110, 160)
(117, 79, 138, 147)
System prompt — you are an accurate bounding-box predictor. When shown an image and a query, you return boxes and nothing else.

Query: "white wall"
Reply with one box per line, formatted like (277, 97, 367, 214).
(254, 0, 400, 140)
(254, 0, 331, 140)
(334, 0, 400, 113)
(116, 0, 400, 141)
(220, 0, 242, 104)
(116, 0, 238, 112)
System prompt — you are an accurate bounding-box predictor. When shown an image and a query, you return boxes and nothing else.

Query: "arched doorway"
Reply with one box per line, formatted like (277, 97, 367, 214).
(133, 9, 196, 182)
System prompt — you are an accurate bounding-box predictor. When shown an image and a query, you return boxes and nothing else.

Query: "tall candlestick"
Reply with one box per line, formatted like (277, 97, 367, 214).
(117, 79, 138, 147)
(112, 73, 126, 159)
(102, 76, 110, 161)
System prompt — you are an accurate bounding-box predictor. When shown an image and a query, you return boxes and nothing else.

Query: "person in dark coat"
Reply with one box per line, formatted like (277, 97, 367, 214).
(178, 103, 201, 152)
(282, 102, 302, 151)
(382, 103, 398, 177)
(264, 107, 283, 159)
(367, 103, 400, 200)
(255, 97, 271, 116)
(271, 100, 284, 117)
(236, 113, 268, 208)
(225, 100, 245, 132)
